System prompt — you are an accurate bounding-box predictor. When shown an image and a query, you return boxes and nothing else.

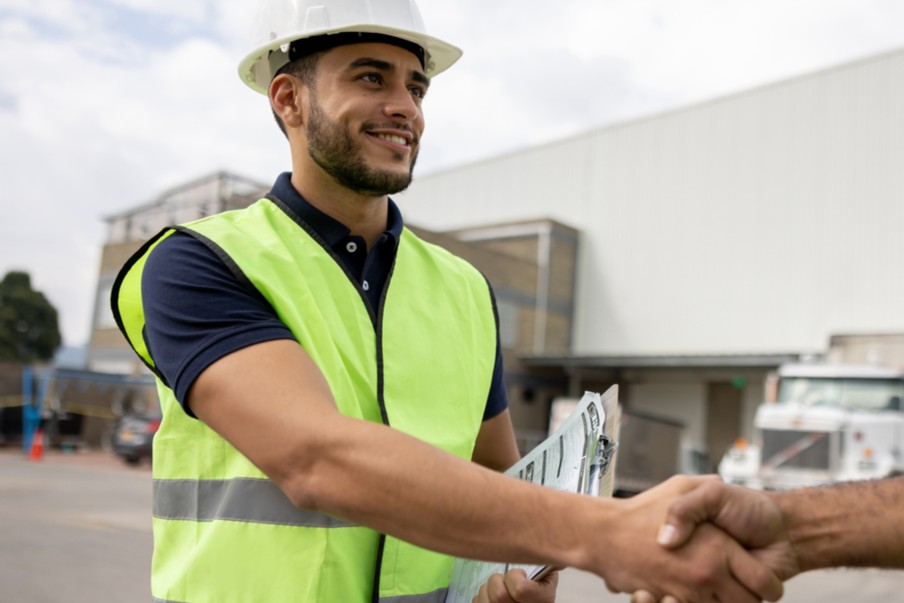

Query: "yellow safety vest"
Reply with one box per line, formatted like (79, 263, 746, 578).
(112, 197, 497, 603)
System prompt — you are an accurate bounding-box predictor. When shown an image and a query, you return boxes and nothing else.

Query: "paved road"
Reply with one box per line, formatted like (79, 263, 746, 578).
(3, 448, 904, 602)
(559, 564, 904, 603)
(0, 448, 153, 602)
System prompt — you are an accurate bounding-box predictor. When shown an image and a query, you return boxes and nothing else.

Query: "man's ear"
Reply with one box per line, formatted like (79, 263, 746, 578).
(270, 74, 307, 129)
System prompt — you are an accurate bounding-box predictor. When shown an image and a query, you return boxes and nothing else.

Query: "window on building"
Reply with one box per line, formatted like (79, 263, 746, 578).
(497, 299, 520, 349)
(94, 279, 116, 329)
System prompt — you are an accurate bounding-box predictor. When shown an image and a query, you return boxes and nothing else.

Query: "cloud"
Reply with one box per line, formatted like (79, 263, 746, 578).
(3, 0, 904, 347)
(415, 0, 904, 172)
(564, 0, 904, 100)
(0, 1, 281, 347)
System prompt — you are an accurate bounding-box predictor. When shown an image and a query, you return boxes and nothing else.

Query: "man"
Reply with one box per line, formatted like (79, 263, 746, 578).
(112, 2, 783, 602)
(630, 476, 904, 603)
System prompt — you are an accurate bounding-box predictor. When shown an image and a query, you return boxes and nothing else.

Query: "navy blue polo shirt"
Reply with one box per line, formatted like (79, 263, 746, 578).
(141, 172, 508, 421)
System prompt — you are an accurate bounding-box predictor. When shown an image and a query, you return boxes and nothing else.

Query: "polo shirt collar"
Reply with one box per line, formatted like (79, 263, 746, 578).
(270, 172, 403, 249)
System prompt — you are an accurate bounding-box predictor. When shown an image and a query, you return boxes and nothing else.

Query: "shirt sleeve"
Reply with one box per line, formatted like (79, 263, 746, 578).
(482, 285, 510, 421)
(141, 232, 296, 416)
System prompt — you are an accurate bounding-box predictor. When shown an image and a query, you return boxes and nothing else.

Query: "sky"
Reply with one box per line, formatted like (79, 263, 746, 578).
(3, 0, 904, 349)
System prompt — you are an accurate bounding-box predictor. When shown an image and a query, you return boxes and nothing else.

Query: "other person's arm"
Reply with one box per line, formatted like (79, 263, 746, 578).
(657, 477, 904, 574)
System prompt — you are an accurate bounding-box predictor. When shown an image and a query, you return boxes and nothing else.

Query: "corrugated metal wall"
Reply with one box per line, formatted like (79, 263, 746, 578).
(399, 48, 904, 357)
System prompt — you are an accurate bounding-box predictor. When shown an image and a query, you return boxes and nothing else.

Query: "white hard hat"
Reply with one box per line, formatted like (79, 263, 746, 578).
(238, 0, 463, 94)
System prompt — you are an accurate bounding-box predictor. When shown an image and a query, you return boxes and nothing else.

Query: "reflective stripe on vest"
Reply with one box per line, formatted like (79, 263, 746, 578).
(379, 589, 448, 603)
(152, 590, 450, 603)
(113, 197, 497, 603)
(153, 478, 353, 527)
(151, 588, 448, 603)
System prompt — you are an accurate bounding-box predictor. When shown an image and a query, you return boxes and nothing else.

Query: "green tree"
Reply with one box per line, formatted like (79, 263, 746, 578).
(0, 271, 62, 362)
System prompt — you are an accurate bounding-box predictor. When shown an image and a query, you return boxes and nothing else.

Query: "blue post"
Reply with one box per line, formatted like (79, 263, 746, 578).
(22, 366, 35, 454)
(21, 366, 48, 455)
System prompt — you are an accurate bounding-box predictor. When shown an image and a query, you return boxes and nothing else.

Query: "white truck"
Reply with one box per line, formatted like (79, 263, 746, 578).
(719, 363, 904, 490)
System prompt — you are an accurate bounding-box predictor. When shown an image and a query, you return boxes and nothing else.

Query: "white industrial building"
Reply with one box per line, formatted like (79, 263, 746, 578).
(398, 46, 904, 468)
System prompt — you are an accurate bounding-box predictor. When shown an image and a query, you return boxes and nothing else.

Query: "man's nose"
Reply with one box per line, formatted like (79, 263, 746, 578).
(382, 83, 420, 121)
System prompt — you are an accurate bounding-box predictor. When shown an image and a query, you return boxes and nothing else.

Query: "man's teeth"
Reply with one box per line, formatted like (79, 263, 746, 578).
(376, 134, 408, 146)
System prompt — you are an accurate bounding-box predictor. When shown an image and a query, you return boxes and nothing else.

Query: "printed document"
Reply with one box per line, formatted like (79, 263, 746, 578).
(444, 387, 620, 603)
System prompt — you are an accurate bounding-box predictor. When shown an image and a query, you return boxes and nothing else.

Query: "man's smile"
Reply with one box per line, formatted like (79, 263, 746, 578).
(366, 127, 415, 150)
(373, 133, 410, 146)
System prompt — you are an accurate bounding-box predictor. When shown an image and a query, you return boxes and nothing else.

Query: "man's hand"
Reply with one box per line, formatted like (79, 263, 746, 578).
(472, 568, 559, 603)
(657, 479, 801, 581)
(597, 476, 784, 603)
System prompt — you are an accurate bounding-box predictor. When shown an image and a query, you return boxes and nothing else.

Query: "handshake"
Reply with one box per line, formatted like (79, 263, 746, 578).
(617, 475, 799, 603)
(475, 475, 904, 603)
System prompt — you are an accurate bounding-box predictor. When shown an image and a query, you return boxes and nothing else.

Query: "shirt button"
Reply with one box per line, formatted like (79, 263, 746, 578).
(362, 280, 370, 291)
(346, 241, 358, 253)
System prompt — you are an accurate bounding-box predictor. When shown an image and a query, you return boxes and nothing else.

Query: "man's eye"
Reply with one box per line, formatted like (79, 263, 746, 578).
(409, 86, 426, 99)
(361, 73, 382, 84)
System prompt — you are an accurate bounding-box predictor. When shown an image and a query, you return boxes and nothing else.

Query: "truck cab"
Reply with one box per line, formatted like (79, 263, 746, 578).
(719, 363, 904, 489)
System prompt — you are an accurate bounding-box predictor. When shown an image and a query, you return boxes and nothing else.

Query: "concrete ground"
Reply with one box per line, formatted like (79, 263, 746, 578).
(4, 448, 904, 603)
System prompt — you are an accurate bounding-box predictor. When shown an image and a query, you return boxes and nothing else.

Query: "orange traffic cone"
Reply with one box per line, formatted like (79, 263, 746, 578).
(29, 428, 44, 461)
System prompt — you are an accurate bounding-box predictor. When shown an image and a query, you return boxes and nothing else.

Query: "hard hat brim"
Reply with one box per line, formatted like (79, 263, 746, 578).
(238, 24, 462, 94)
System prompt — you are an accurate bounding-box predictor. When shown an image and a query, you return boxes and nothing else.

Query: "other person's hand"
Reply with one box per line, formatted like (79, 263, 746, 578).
(657, 479, 800, 581)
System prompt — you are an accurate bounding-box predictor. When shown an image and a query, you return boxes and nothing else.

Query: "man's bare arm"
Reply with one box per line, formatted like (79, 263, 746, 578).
(471, 409, 521, 472)
(189, 339, 782, 602)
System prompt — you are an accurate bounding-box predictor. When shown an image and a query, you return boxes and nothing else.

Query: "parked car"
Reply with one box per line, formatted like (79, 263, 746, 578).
(112, 415, 160, 465)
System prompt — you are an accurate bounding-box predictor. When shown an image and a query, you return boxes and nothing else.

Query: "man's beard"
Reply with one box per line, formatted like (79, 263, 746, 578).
(305, 96, 418, 196)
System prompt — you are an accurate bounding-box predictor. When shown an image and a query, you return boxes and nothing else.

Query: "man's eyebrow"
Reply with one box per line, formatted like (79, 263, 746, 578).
(410, 70, 430, 89)
(349, 57, 394, 72)
(348, 57, 431, 88)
